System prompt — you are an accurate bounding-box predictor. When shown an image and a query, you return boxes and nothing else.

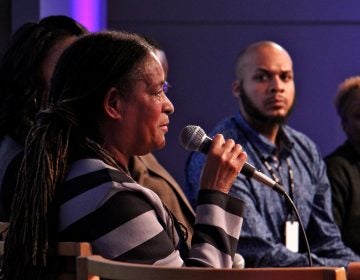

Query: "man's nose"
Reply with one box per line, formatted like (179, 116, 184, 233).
(269, 76, 285, 93)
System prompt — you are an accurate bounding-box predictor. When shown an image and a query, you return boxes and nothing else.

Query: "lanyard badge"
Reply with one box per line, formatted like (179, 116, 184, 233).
(285, 220, 299, 252)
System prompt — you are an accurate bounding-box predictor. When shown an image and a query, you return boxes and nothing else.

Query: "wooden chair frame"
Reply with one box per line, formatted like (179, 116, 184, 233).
(0, 237, 351, 280)
(348, 262, 360, 280)
(76, 255, 347, 280)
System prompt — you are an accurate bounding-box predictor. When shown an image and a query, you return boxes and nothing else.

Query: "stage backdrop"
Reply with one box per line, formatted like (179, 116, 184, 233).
(5, 0, 360, 188)
(107, 0, 360, 187)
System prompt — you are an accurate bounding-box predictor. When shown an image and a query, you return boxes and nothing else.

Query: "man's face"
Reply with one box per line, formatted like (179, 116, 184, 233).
(235, 44, 295, 125)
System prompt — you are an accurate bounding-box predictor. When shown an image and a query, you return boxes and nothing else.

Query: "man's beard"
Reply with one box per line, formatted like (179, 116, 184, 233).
(239, 86, 294, 125)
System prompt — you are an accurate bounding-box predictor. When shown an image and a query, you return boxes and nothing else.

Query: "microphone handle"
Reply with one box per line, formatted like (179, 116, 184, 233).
(199, 136, 212, 153)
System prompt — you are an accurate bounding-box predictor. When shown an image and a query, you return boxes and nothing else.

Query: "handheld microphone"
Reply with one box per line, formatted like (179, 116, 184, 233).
(179, 125, 286, 195)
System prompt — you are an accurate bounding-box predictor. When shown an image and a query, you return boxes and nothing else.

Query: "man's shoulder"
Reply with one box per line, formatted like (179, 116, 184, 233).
(283, 125, 319, 148)
(210, 115, 239, 138)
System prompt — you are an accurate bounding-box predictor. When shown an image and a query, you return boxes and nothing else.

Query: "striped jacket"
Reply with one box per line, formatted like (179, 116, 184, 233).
(57, 158, 245, 267)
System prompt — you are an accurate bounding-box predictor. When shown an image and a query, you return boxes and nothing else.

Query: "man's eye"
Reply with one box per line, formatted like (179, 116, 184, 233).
(254, 74, 269, 82)
(281, 74, 293, 82)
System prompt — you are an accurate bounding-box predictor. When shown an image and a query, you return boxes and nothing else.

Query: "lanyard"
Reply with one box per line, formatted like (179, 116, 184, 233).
(261, 156, 295, 198)
(236, 123, 296, 219)
(257, 150, 296, 220)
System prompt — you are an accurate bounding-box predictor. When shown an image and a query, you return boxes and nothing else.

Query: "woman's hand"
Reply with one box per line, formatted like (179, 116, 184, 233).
(200, 134, 247, 193)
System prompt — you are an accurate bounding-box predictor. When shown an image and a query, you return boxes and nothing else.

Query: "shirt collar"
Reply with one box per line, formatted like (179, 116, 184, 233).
(234, 111, 294, 160)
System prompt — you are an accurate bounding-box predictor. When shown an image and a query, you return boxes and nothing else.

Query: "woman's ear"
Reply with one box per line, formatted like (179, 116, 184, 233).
(103, 87, 122, 119)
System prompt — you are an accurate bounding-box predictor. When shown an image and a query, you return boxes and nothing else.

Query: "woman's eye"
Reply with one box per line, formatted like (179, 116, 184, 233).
(162, 81, 170, 94)
(154, 89, 163, 96)
(150, 81, 171, 99)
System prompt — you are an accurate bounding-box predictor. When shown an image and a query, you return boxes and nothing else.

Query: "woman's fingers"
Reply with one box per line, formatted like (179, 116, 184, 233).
(200, 134, 247, 193)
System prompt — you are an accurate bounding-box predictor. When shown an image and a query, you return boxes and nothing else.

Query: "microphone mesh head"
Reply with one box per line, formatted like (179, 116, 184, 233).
(179, 125, 206, 151)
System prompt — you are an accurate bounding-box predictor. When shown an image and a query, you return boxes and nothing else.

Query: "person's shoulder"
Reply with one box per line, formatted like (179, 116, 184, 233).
(324, 146, 344, 161)
(283, 125, 319, 149)
(135, 153, 166, 173)
(67, 158, 115, 174)
(283, 125, 312, 141)
(210, 115, 239, 138)
(325, 142, 358, 167)
(0, 135, 23, 159)
(283, 125, 326, 164)
(133, 153, 184, 191)
(61, 158, 148, 205)
(66, 158, 133, 184)
(0, 135, 23, 179)
(186, 150, 206, 169)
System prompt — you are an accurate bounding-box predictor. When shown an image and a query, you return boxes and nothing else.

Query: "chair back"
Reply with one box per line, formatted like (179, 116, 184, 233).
(0, 222, 93, 279)
(0, 241, 93, 280)
(77, 255, 347, 280)
(0, 222, 9, 241)
(56, 242, 95, 280)
(0, 222, 8, 271)
(348, 262, 360, 280)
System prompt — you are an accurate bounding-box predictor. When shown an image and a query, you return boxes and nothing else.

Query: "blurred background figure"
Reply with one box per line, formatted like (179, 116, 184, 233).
(325, 76, 360, 256)
(0, 15, 88, 222)
(143, 36, 169, 77)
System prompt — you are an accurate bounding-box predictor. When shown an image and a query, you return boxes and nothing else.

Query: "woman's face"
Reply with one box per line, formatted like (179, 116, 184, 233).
(118, 53, 174, 156)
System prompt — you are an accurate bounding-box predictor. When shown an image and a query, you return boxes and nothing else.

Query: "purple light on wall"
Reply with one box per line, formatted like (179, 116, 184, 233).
(71, 0, 106, 31)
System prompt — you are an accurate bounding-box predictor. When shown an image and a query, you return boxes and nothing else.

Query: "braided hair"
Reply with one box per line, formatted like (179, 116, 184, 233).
(2, 31, 152, 280)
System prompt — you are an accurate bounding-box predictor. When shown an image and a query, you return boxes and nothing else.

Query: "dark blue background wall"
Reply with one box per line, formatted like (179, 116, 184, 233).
(108, 0, 360, 187)
(3, 1, 360, 188)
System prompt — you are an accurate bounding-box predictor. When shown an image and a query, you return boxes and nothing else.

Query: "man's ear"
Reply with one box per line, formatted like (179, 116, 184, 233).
(103, 87, 122, 119)
(232, 80, 241, 98)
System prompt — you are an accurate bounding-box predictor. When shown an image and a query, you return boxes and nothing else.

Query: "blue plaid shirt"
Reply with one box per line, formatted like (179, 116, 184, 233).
(184, 111, 360, 267)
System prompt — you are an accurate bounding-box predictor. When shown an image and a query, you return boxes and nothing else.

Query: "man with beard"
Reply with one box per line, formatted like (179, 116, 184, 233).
(184, 41, 360, 267)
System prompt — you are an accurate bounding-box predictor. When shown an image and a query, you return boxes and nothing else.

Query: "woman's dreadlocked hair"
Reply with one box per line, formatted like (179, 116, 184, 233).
(2, 31, 152, 280)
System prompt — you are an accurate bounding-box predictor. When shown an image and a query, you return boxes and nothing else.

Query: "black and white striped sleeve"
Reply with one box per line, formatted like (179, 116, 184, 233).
(187, 189, 245, 267)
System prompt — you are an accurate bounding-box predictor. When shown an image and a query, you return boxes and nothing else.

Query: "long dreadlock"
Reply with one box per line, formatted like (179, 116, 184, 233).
(2, 104, 74, 279)
(2, 105, 128, 279)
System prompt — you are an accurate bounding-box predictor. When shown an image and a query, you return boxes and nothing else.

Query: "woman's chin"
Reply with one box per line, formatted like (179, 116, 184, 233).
(153, 140, 166, 151)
